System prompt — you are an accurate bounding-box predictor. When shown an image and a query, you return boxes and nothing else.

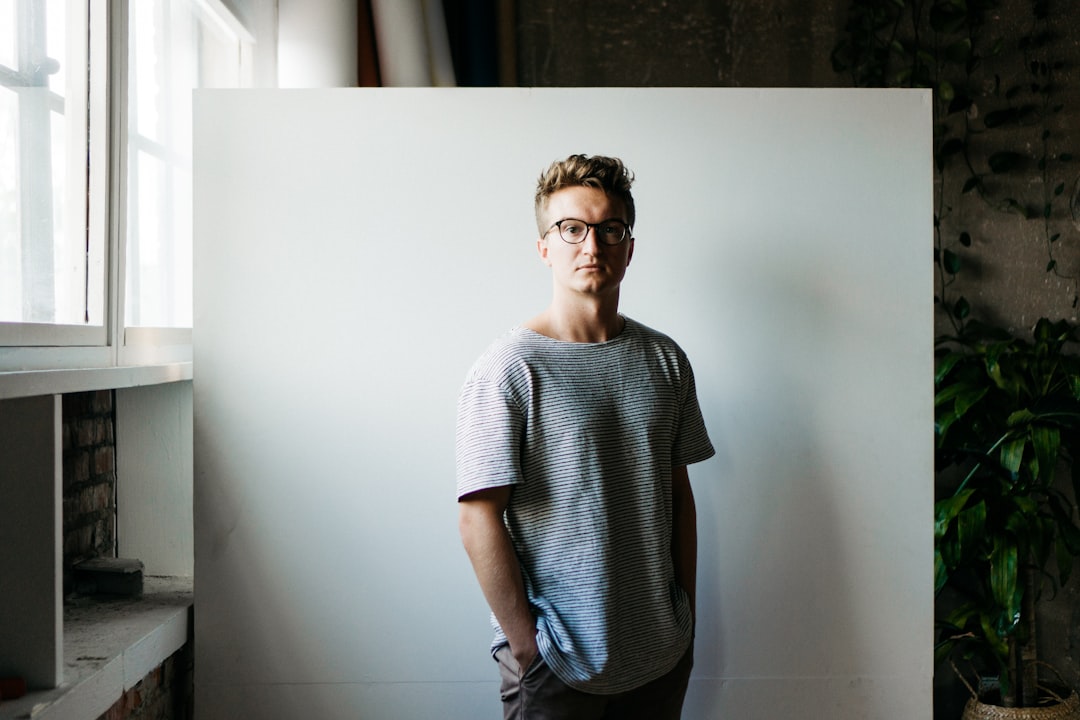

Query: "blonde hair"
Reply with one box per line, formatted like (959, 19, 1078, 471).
(534, 154, 635, 234)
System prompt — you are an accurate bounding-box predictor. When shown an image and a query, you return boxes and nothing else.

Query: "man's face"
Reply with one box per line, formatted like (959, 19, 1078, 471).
(537, 186, 634, 298)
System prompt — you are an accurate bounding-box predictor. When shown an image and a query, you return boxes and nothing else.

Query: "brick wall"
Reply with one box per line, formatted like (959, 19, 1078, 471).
(95, 644, 193, 720)
(62, 390, 118, 581)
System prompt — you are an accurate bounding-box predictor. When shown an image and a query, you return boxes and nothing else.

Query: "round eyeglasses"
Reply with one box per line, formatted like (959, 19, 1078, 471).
(545, 218, 631, 245)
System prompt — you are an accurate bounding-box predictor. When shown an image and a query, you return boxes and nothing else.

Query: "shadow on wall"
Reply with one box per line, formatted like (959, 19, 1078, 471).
(685, 237, 883, 716)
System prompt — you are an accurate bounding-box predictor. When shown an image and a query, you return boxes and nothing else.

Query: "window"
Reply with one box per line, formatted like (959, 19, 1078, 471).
(125, 0, 252, 328)
(0, 0, 252, 362)
(0, 0, 101, 327)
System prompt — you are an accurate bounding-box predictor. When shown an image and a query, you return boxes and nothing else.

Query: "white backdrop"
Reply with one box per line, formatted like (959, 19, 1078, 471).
(193, 88, 932, 719)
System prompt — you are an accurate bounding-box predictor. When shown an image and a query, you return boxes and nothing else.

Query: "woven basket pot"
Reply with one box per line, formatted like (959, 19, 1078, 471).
(961, 692, 1080, 720)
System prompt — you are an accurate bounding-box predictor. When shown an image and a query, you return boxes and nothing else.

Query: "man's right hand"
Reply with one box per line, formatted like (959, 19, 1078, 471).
(510, 632, 540, 677)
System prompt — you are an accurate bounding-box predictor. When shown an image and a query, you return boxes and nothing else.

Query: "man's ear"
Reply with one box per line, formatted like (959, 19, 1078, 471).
(626, 237, 634, 266)
(537, 236, 552, 266)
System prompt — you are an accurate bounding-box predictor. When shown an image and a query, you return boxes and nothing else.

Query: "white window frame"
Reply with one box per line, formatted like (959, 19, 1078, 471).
(0, 0, 109, 358)
(0, 0, 253, 372)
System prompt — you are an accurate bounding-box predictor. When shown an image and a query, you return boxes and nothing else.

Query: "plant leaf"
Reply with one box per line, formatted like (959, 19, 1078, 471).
(943, 248, 961, 274)
(990, 535, 1020, 632)
(1031, 425, 1060, 485)
(957, 500, 987, 560)
(1000, 435, 1026, 476)
(934, 546, 949, 593)
(936, 489, 976, 540)
(953, 296, 971, 320)
(935, 380, 980, 408)
(1008, 409, 1037, 426)
(954, 386, 989, 418)
(935, 352, 964, 385)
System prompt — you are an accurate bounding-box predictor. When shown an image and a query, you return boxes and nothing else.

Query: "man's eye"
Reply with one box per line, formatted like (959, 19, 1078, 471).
(562, 223, 585, 235)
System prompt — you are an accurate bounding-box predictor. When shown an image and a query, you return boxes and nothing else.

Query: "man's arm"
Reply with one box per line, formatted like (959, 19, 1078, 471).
(671, 465, 698, 619)
(459, 486, 538, 671)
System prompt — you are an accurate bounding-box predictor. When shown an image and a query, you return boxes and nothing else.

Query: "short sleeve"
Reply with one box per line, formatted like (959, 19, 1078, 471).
(455, 378, 526, 500)
(671, 355, 715, 467)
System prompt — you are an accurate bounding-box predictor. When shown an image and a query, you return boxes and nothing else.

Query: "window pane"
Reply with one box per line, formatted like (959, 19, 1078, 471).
(125, 0, 246, 328)
(0, 0, 96, 325)
(0, 1, 14, 68)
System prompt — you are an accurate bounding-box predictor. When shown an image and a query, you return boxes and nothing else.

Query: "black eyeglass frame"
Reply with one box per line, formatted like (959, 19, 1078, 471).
(543, 218, 633, 246)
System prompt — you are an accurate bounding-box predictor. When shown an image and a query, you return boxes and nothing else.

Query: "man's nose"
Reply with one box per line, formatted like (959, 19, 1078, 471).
(581, 226, 603, 252)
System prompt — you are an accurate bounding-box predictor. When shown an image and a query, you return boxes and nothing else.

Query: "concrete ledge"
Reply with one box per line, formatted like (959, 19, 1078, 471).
(0, 363, 193, 401)
(0, 577, 193, 720)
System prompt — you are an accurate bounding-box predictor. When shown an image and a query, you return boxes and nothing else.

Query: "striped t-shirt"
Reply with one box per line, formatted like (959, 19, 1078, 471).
(455, 316, 715, 694)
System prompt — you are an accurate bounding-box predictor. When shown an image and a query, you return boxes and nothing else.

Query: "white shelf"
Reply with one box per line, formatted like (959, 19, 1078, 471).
(0, 363, 193, 401)
(0, 577, 193, 720)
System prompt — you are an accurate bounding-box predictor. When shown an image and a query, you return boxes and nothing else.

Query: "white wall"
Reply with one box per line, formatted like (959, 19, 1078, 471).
(278, 0, 357, 87)
(193, 88, 933, 719)
(116, 381, 194, 577)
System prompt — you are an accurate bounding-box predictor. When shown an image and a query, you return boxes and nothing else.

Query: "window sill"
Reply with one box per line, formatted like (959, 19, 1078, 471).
(0, 577, 193, 720)
(0, 362, 193, 400)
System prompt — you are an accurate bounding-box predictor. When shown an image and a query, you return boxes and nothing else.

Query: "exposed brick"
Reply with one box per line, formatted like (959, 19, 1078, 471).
(78, 486, 96, 516)
(93, 645, 192, 720)
(99, 516, 115, 553)
(92, 390, 113, 414)
(76, 418, 95, 447)
(96, 481, 113, 510)
(72, 451, 91, 485)
(62, 389, 118, 593)
(93, 446, 114, 476)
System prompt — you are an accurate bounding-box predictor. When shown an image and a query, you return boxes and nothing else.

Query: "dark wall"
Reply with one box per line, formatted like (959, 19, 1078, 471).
(517, 0, 846, 88)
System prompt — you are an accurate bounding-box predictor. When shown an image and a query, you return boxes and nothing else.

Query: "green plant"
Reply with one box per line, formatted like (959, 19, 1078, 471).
(935, 318, 1080, 706)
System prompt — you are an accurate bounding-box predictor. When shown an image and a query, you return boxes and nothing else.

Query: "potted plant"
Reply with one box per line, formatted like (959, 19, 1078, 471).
(935, 317, 1080, 714)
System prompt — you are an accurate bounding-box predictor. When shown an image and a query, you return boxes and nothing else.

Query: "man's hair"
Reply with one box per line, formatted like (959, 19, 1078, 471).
(534, 154, 636, 234)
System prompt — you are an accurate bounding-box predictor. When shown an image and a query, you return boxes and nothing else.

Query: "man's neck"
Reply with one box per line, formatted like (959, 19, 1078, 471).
(525, 294, 624, 343)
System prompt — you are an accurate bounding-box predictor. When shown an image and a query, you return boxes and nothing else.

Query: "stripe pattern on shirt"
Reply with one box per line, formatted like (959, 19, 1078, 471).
(456, 316, 715, 694)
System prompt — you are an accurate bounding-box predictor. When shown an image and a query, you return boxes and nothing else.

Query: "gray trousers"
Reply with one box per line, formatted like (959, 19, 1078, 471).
(494, 641, 694, 720)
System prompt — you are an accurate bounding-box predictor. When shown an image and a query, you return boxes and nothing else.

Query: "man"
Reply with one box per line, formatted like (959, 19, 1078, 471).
(456, 154, 714, 719)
